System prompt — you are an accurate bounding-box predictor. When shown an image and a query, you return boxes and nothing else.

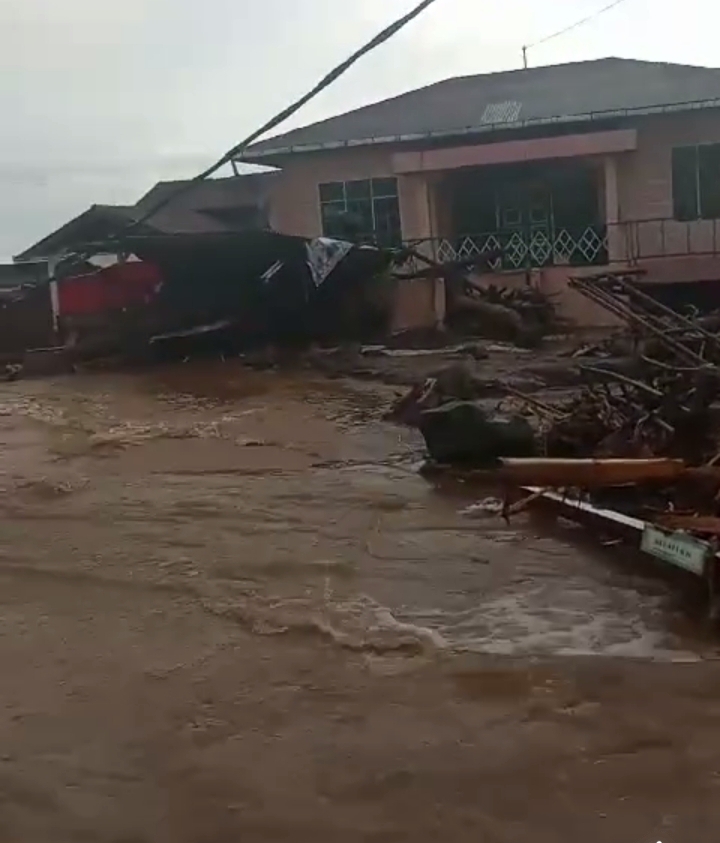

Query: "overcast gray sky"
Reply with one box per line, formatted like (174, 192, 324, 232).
(1, 0, 715, 259)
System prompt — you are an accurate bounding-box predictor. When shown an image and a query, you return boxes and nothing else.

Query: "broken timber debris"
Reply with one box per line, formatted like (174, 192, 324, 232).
(396, 247, 560, 345)
(495, 457, 688, 488)
(387, 272, 720, 584)
(378, 271, 720, 617)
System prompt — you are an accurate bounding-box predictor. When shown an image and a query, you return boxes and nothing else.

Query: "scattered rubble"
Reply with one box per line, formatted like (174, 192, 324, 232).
(398, 247, 560, 346)
(390, 272, 720, 472)
(0, 233, 562, 383)
(419, 402, 536, 466)
(387, 269, 720, 590)
(448, 281, 560, 346)
(384, 363, 486, 427)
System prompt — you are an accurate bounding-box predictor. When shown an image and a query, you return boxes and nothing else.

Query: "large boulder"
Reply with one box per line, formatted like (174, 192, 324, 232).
(419, 400, 537, 467)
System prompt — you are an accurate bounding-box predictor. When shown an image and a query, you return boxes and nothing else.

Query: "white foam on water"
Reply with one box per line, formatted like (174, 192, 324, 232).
(225, 589, 450, 656)
(309, 593, 448, 654)
(392, 585, 714, 663)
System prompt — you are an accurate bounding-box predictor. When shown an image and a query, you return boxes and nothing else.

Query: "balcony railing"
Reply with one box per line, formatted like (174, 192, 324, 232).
(408, 224, 608, 270)
(621, 217, 720, 262)
(408, 218, 720, 271)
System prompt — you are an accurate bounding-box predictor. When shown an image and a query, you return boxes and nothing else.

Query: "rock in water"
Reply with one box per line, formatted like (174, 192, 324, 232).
(419, 401, 536, 466)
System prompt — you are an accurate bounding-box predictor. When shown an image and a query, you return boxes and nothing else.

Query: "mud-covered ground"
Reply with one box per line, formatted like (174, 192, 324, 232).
(305, 341, 576, 392)
(2, 360, 720, 842)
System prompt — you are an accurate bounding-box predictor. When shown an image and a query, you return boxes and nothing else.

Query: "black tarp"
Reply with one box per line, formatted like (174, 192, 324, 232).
(57, 231, 392, 351)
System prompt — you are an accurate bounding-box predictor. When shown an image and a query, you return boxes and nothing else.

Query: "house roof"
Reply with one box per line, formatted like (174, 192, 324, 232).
(240, 58, 720, 160)
(142, 206, 233, 235)
(14, 205, 143, 262)
(15, 172, 278, 262)
(134, 171, 278, 213)
(0, 261, 49, 288)
(14, 203, 234, 262)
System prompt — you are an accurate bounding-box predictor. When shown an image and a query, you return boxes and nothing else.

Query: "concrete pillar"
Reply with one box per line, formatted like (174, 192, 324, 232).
(397, 174, 434, 244)
(396, 173, 446, 329)
(603, 155, 626, 264)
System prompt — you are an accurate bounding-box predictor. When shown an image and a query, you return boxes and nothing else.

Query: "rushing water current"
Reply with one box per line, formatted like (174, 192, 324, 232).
(0, 361, 715, 665)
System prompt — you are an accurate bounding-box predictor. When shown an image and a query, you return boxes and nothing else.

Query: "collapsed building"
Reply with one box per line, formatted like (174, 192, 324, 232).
(0, 232, 402, 367)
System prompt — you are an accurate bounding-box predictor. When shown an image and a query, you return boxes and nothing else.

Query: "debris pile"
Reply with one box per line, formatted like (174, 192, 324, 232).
(396, 248, 560, 345)
(568, 270, 720, 367)
(447, 281, 559, 346)
(548, 270, 720, 466)
(539, 366, 720, 464)
(504, 273, 720, 534)
(390, 272, 720, 540)
(386, 362, 539, 466)
(384, 363, 486, 427)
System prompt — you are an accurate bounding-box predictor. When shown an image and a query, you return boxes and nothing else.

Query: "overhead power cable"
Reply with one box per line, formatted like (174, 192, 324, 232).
(107, 0, 441, 244)
(523, 0, 632, 67)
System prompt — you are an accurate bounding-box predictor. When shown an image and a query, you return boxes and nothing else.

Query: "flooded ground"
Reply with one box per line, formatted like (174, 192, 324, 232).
(2, 360, 720, 841)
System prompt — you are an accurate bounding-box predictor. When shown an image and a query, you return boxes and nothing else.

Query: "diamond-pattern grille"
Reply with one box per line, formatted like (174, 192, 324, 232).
(553, 229, 575, 264)
(529, 230, 552, 266)
(504, 232, 528, 268)
(576, 227, 607, 263)
(413, 226, 608, 269)
(436, 239, 458, 262)
(457, 237, 482, 258)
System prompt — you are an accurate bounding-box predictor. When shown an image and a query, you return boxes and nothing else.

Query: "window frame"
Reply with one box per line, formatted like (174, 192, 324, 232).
(318, 177, 401, 244)
(672, 142, 720, 221)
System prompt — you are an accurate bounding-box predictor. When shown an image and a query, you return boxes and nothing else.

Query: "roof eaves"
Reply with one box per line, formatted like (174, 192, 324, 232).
(239, 97, 720, 161)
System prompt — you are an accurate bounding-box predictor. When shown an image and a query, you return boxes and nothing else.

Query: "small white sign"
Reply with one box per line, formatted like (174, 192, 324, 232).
(641, 525, 710, 577)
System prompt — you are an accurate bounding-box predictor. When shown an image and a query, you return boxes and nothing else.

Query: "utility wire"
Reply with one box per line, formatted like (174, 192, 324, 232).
(523, 0, 631, 66)
(110, 0, 440, 243)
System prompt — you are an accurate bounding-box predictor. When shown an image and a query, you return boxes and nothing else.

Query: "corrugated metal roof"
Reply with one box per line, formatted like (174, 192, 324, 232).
(134, 171, 278, 214)
(241, 58, 720, 159)
(14, 206, 141, 262)
(15, 173, 278, 262)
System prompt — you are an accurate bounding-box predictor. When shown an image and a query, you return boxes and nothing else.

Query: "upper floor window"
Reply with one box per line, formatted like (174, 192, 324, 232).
(318, 178, 401, 246)
(672, 143, 720, 221)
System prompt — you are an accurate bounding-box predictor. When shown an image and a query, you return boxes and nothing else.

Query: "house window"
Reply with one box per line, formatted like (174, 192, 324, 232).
(672, 143, 720, 221)
(319, 178, 401, 245)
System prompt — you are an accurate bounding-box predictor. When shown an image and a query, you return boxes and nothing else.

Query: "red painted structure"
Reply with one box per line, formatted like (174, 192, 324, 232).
(57, 260, 162, 318)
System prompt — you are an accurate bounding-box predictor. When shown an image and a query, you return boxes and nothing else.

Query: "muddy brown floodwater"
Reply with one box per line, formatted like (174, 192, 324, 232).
(3, 360, 720, 842)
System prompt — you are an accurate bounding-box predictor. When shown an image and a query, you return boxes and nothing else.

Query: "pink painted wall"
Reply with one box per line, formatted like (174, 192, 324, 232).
(617, 111, 720, 259)
(393, 129, 637, 173)
(392, 278, 442, 333)
(266, 110, 720, 329)
(266, 146, 445, 331)
(267, 146, 444, 247)
(629, 255, 720, 286)
(268, 111, 720, 246)
(268, 147, 397, 237)
(397, 174, 434, 242)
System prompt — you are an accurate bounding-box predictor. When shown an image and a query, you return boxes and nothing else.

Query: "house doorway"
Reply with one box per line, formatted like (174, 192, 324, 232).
(445, 159, 605, 268)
